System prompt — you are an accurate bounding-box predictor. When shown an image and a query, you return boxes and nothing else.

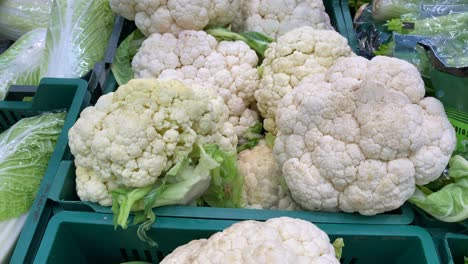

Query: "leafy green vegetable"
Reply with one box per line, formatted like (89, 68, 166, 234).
(236, 122, 264, 153)
(0, 28, 46, 100)
(0, 112, 66, 221)
(110, 144, 220, 245)
(0, 0, 51, 40)
(205, 27, 274, 60)
(410, 155, 468, 222)
(41, 0, 115, 78)
(201, 144, 244, 208)
(111, 29, 145, 86)
(333, 238, 345, 260)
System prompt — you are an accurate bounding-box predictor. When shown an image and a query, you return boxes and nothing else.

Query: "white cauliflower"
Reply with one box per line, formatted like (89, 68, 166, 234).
(161, 217, 339, 264)
(233, 0, 333, 39)
(238, 140, 299, 210)
(109, 0, 241, 35)
(274, 56, 457, 215)
(69, 78, 237, 206)
(255, 27, 354, 134)
(132, 30, 261, 141)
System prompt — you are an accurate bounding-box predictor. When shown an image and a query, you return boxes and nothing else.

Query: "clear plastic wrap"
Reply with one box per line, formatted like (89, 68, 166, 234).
(41, 0, 115, 78)
(371, 0, 421, 21)
(0, 0, 52, 40)
(0, 28, 46, 100)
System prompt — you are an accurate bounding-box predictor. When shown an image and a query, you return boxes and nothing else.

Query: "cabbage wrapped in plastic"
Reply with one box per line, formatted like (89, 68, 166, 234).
(0, 28, 46, 100)
(0, 0, 52, 40)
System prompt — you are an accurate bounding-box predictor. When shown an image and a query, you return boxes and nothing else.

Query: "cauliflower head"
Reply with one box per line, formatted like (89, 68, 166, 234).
(238, 140, 299, 210)
(274, 56, 457, 215)
(255, 27, 354, 135)
(132, 30, 261, 141)
(69, 78, 237, 205)
(233, 0, 333, 39)
(110, 0, 241, 35)
(161, 217, 339, 264)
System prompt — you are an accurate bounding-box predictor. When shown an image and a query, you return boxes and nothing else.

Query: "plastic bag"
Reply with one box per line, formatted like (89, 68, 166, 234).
(371, 0, 421, 21)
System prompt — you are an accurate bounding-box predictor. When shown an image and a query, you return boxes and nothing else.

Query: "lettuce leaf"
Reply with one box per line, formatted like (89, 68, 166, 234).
(0, 28, 46, 100)
(0, 112, 66, 221)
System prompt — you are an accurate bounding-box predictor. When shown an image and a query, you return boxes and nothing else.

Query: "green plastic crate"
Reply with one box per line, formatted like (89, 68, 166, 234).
(34, 211, 438, 264)
(441, 233, 468, 264)
(5, 78, 91, 264)
(49, 159, 414, 224)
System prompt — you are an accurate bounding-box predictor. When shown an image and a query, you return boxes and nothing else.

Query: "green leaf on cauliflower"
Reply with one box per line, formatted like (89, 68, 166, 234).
(236, 122, 264, 153)
(110, 144, 221, 246)
(111, 29, 145, 86)
(0, 112, 65, 221)
(409, 155, 468, 223)
(333, 238, 345, 260)
(205, 27, 273, 60)
(201, 144, 244, 208)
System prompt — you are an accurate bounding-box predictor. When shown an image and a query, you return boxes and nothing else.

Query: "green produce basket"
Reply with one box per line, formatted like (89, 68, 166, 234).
(441, 233, 468, 264)
(5, 78, 91, 264)
(49, 159, 415, 224)
(34, 211, 439, 264)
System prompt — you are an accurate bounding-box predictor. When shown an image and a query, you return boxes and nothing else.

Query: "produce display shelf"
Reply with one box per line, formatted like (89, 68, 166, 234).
(6, 78, 91, 264)
(34, 211, 439, 264)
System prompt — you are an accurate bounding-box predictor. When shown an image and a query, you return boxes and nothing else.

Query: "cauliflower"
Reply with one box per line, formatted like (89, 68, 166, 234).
(255, 27, 354, 134)
(109, 0, 241, 35)
(238, 140, 299, 210)
(69, 78, 237, 206)
(232, 0, 333, 39)
(132, 30, 261, 141)
(274, 56, 457, 215)
(161, 217, 340, 264)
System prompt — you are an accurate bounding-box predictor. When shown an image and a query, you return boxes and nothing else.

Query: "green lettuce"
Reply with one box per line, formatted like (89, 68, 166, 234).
(0, 28, 46, 100)
(0, 0, 51, 40)
(41, 0, 115, 78)
(111, 29, 145, 86)
(410, 155, 468, 222)
(0, 112, 66, 221)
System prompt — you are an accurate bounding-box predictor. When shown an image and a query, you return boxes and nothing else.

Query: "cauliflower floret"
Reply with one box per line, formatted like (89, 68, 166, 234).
(110, 0, 241, 35)
(255, 27, 354, 135)
(161, 217, 339, 264)
(132, 30, 261, 141)
(233, 0, 333, 39)
(69, 79, 237, 204)
(238, 140, 299, 210)
(274, 56, 456, 215)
